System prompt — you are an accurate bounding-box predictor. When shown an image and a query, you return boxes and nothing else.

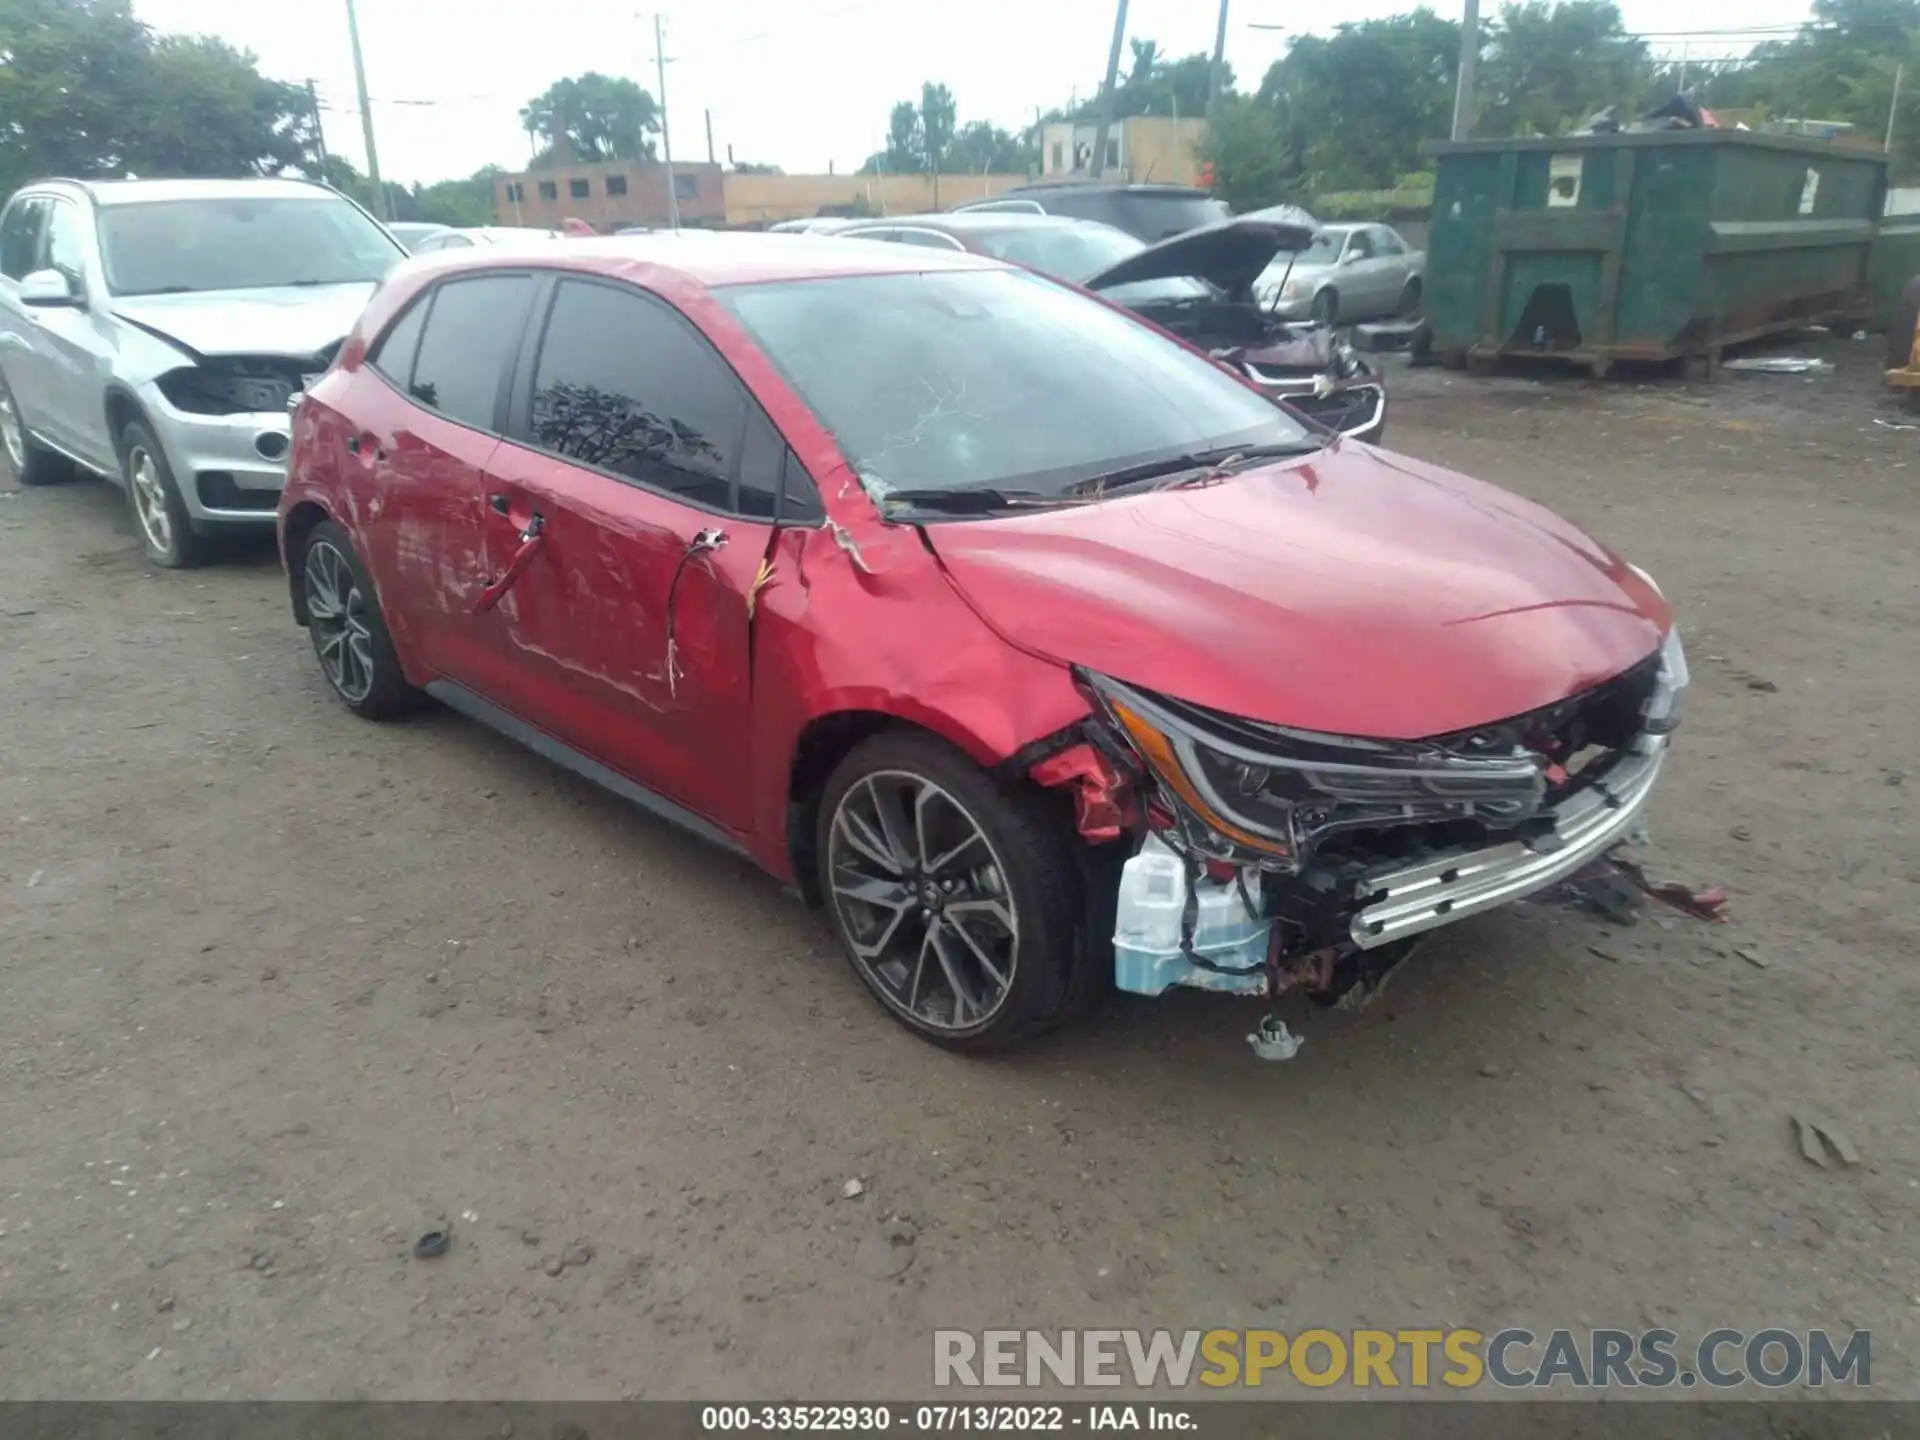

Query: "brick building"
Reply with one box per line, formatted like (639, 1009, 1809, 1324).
(495, 160, 726, 230)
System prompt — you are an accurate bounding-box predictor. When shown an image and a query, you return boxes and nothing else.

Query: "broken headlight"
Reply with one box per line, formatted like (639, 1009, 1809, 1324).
(1085, 673, 1547, 868)
(1640, 626, 1688, 735)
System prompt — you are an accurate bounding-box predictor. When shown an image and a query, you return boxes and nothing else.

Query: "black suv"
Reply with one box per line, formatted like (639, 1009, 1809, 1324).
(952, 182, 1229, 243)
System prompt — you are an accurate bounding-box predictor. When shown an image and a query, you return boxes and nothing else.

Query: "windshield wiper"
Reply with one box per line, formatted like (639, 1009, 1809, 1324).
(879, 486, 1086, 516)
(1065, 440, 1324, 497)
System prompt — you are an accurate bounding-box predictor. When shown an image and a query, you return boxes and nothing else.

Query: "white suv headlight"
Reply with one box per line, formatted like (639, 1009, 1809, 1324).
(1642, 627, 1688, 735)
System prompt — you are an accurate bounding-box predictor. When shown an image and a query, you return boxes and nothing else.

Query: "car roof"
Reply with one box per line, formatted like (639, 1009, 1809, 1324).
(1002, 181, 1214, 197)
(412, 230, 1005, 288)
(844, 212, 1086, 234)
(80, 177, 343, 207)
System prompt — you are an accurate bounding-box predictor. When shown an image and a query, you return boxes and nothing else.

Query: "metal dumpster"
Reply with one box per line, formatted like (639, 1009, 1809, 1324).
(1424, 130, 1888, 376)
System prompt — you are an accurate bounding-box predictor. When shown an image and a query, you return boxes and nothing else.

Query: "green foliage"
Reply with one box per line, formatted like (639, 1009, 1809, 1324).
(1197, 94, 1306, 210)
(860, 83, 1031, 174)
(1049, 40, 1230, 124)
(0, 0, 316, 199)
(520, 73, 659, 164)
(1476, 1, 1648, 136)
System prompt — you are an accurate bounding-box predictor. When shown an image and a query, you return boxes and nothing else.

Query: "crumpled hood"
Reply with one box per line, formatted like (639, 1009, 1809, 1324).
(1084, 217, 1319, 302)
(924, 445, 1670, 740)
(112, 282, 377, 360)
(1240, 327, 1337, 372)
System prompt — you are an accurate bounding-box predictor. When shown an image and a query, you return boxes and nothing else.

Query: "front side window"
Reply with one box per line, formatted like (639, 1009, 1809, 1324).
(369, 297, 429, 387)
(1345, 232, 1374, 260)
(42, 202, 88, 292)
(721, 269, 1308, 503)
(408, 274, 537, 429)
(0, 198, 49, 280)
(96, 196, 401, 297)
(527, 278, 743, 510)
(1373, 227, 1405, 255)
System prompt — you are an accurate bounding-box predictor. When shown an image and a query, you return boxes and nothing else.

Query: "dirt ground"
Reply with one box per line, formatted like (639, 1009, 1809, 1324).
(1, 334, 1915, 1401)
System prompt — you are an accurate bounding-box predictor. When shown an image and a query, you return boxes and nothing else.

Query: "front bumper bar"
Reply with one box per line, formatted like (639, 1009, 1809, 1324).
(1349, 739, 1667, 949)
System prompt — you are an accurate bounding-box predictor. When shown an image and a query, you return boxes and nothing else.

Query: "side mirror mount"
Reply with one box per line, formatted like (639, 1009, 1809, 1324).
(19, 269, 81, 307)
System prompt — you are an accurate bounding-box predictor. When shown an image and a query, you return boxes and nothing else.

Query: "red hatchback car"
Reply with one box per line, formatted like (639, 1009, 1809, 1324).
(279, 233, 1686, 1053)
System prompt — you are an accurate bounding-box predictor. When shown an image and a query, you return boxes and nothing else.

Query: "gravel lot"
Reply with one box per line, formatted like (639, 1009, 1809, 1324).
(1, 337, 1915, 1399)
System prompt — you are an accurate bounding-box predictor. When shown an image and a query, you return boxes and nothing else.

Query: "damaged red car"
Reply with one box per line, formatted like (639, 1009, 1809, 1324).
(279, 234, 1686, 1054)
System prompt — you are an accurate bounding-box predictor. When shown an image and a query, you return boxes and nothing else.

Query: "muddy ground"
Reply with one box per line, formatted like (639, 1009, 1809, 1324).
(1, 334, 1915, 1400)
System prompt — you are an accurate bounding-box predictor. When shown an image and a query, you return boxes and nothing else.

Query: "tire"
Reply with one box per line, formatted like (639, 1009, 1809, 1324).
(1396, 277, 1423, 318)
(0, 370, 73, 487)
(1310, 289, 1339, 326)
(816, 730, 1080, 1053)
(299, 519, 420, 719)
(118, 419, 208, 568)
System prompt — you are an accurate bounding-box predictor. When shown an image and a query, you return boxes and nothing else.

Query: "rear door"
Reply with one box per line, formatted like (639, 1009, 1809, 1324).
(474, 274, 812, 832)
(352, 270, 539, 688)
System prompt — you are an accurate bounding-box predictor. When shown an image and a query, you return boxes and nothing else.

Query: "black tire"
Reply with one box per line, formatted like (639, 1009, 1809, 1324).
(815, 730, 1080, 1053)
(0, 369, 73, 487)
(1396, 277, 1423, 318)
(117, 419, 208, 568)
(1310, 288, 1339, 326)
(300, 519, 420, 719)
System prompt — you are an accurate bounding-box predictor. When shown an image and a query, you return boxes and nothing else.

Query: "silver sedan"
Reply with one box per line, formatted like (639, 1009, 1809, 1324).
(1256, 223, 1425, 326)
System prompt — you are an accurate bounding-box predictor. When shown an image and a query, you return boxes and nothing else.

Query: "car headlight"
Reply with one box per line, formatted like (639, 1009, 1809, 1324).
(1084, 674, 1547, 868)
(1641, 626, 1688, 735)
(1282, 279, 1307, 300)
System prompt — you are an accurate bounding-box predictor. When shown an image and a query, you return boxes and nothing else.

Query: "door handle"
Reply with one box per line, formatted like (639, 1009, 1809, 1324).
(472, 512, 545, 614)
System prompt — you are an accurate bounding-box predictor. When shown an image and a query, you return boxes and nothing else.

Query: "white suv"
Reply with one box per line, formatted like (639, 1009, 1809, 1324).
(0, 177, 403, 567)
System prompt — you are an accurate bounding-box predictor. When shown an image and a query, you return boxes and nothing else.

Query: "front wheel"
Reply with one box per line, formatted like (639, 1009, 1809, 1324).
(119, 420, 207, 568)
(816, 731, 1081, 1052)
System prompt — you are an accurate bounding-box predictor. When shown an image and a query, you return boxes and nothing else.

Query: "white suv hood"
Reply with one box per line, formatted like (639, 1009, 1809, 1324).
(112, 281, 377, 360)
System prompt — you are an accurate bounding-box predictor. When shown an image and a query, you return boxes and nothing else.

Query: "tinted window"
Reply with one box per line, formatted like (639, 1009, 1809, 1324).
(1373, 227, 1405, 256)
(97, 196, 401, 296)
(0, 198, 48, 280)
(369, 297, 429, 387)
(1345, 232, 1374, 260)
(736, 406, 783, 518)
(528, 279, 743, 510)
(722, 269, 1308, 501)
(43, 202, 87, 291)
(409, 274, 536, 429)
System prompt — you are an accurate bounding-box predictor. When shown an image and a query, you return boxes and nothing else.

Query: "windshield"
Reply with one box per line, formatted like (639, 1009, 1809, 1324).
(99, 197, 403, 296)
(1083, 192, 1232, 241)
(970, 222, 1213, 304)
(721, 269, 1308, 502)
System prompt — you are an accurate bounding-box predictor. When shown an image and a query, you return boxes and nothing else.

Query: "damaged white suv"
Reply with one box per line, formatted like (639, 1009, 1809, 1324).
(0, 177, 403, 567)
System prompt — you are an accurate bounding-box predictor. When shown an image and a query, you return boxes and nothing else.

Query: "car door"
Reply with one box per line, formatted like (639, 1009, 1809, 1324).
(472, 274, 809, 834)
(0, 196, 54, 429)
(1338, 229, 1385, 317)
(29, 197, 117, 465)
(1370, 226, 1412, 310)
(351, 270, 539, 689)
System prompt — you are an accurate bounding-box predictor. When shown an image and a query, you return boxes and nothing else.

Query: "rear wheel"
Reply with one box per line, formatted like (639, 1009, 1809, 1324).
(1310, 289, 1339, 326)
(0, 371, 72, 487)
(816, 731, 1079, 1053)
(300, 520, 419, 719)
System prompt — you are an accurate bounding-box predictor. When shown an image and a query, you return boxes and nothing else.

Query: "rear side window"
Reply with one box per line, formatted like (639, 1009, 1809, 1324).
(526, 278, 743, 511)
(369, 297, 429, 387)
(409, 274, 536, 430)
(0, 198, 49, 280)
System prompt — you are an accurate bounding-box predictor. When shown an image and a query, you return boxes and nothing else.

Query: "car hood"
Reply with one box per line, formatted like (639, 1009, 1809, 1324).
(923, 445, 1670, 740)
(1084, 217, 1319, 302)
(111, 282, 378, 360)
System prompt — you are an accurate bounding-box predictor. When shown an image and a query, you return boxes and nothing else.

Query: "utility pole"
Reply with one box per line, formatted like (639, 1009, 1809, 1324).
(1450, 0, 1479, 142)
(305, 80, 329, 171)
(342, 0, 387, 219)
(1888, 62, 1905, 153)
(1207, 0, 1230, 112)
(924, 90, 941, 208)
(705, 109, 716, 166)
(1090, 0, 1129, 179)
(654, 14, 679, 229)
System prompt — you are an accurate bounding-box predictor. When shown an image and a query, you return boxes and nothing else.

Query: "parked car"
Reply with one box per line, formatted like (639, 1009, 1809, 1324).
(0, 176, 404, 567)
(768, 217, 863, 235)
(408, 226, 566, 253)
(838, 212, 1386, 442)
(1256, 222, 1426, 326)
(279, 233, 1683, 1053)
(953, 182, 1231, 242)
(386, 221, 452, 252)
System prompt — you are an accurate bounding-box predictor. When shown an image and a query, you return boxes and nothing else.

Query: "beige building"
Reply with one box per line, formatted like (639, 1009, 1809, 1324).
(1037, 116, 1209, 188)
(720, 171, 1029, 226)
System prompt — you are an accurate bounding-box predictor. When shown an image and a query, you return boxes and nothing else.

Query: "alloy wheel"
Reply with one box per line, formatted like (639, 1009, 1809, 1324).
(304, 540, 376, 702)
(127, 446, 173, 555)
(826, 770, 1019, 1033)
(0, 389, 25, 474)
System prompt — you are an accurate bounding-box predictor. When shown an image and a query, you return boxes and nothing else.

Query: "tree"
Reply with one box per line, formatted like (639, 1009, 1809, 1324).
(520, 73, 659, 164)
(859, 83, 995, 173)
(133, 36, 316, 178)
(1477, 2, 1647, 137)
(1199, 94, 1308, 210)
(1045, 39, 1230, 124)
(412, 166, 502, 226)
(944, 121, 1035, 174)
(920, 83, 956, 172)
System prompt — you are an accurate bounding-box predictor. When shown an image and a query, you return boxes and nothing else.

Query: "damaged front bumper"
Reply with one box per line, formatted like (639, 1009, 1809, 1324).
(1349, 737, 1665, 949)
(1242, 362, 1386, 444)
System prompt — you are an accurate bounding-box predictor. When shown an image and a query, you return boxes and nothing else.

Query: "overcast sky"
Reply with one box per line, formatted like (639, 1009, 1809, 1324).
(132, 0, 1818, 185)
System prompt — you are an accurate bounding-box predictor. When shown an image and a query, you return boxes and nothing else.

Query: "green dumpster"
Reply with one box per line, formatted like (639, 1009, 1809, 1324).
(1423, 130, 1888, 376)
